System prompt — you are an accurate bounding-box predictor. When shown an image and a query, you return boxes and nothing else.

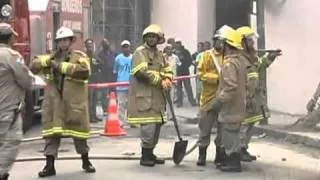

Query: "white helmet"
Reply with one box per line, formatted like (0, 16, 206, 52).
(55, 27, 75, 40)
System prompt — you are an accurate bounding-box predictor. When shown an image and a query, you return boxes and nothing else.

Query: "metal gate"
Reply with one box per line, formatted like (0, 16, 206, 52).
(91, 0, 150, 52)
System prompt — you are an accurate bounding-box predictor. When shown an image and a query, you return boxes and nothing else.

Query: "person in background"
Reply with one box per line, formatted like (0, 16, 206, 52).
(113, 40, 132, 126)
(0, 23, 33, 180)
(163, 44, 181, 120)
(192, 42, 205, 74)
(97, 38, 117, 113)
(193, 42, 205, 105)
(167, 37, 175, 47)
(85, 38, 102, 123)
(204, 41, 212, 51)
(175, 40, 197, 107)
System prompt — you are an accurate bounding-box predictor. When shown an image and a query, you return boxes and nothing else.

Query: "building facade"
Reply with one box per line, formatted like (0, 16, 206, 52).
(151, 0, 319, 115)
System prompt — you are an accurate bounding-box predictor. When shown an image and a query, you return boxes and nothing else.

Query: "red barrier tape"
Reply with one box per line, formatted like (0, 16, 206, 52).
(32, 74, 197, 89)
(88, 74, 197, 89)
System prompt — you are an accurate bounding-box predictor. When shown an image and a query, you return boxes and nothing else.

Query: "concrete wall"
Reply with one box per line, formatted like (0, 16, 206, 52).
(264, 0, 320, 114)
(197, 0, 215, 43)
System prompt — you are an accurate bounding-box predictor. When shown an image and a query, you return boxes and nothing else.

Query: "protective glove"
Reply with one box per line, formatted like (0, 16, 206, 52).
(211, 99, 223, 113)
(267, 50, 282, 61)
(161, 78, 173, 90)
(306, 98, 316, 113)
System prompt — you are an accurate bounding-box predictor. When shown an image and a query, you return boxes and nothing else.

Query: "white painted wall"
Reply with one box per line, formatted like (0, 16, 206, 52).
(151, 0, 198, 52)
(265, 0, 320, 114)
(197, 0, 215, 43)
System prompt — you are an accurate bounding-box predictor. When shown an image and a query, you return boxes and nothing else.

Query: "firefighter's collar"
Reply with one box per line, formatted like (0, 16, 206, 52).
(144, 43, 158, 51)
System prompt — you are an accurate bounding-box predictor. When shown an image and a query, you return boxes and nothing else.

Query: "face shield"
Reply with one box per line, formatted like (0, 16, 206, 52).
(245, 33, 259, 50)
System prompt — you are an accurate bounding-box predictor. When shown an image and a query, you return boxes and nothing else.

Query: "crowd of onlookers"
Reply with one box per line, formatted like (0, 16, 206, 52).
(84, 38, 132, 124)
(84, 37, 214, 125)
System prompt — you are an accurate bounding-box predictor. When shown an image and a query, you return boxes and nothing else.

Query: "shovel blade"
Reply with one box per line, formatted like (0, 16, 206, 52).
(173, 140, 188, 165)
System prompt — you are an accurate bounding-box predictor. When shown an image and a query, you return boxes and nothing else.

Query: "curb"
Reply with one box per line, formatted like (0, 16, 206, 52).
(178, 113, 320, 149)
(253, 125, 320, 149)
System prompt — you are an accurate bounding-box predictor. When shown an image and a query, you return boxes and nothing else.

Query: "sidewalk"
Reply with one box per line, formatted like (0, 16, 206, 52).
(175, 106, 320, 149)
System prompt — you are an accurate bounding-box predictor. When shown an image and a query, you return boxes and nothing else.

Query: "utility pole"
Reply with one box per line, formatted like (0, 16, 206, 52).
(133, 0, 139, 48)
(102, 0, 105, 38)
(256, 0, 269, 125)
(52, 1, 61, 50)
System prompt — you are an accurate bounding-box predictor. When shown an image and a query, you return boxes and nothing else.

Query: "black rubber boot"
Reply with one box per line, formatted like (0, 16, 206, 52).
(151, 149, 165, 165)
(0, 173, 9, 180)
(241, 148, 256, 162)
(81, 153, 96, 173)
(196, 146, 207, 166)
(219, 153, 242, 172)
(214, 146, 226, 167)
(140, 148, 155, 167)
(38, 155, 56, 178)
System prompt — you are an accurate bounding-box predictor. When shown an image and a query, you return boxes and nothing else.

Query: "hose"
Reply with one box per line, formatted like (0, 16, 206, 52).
(184, 142, 198, 156)
(15, 155, 173, 162)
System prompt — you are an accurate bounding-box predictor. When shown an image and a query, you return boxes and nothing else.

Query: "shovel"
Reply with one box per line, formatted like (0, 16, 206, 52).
(163, 90, 188, 165)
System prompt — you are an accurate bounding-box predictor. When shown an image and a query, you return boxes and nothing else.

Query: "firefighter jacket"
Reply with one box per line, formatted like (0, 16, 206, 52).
(0, 44, 33, 112)
(128, 44, 173, 125)
(30, 50, 91, 139)
(241, 51, 273, 124)
(197, 48, 222, 112)
(216, 53, 248, 124)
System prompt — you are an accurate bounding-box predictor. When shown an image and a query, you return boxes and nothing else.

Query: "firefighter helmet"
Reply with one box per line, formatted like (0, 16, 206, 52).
(236, 26, 259, 38)
(220, 26, 243, 50)
(55, 27, 75, 40)
(142, 24, 165, 44)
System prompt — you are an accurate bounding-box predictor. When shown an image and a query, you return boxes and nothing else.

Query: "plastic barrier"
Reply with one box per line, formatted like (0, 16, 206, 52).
(88, 74, 197, 89)
(32, 74, 197, 89)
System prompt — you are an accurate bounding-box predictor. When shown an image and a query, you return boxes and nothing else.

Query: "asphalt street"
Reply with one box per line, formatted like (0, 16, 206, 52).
(10, 120, 320, 180)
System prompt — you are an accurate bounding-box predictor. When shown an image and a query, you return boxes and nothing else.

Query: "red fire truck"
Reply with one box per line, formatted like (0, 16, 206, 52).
(0, 0, 41, 133)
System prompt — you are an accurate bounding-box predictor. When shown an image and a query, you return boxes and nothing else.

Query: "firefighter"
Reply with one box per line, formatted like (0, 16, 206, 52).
(0, 23, 33, 180)
(211, 26, 248, 172)
(196, 26, 227, 166)
(236, 26, 281, 162)
(127, 24, 173, 167)
(30, 27, 96, 178)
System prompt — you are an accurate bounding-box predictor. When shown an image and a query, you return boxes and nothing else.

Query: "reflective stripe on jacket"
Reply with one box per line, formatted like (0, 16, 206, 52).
(30, 50, 91, 139)
(128, 44, 173, 125)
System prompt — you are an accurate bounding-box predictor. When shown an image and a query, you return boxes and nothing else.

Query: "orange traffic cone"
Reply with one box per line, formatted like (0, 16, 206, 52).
(101, 91, 126, 136)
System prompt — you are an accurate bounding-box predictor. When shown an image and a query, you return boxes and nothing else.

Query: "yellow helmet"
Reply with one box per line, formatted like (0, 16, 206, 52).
(220, 27, 243, 50)
(142, 24, 165, 44)
(236, 26, 259, 38)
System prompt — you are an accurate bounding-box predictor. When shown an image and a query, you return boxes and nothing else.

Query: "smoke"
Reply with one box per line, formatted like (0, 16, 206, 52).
(265, 0, 287, 15)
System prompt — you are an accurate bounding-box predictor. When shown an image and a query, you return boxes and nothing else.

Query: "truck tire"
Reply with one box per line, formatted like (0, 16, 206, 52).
(23, 90, 34, 133)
